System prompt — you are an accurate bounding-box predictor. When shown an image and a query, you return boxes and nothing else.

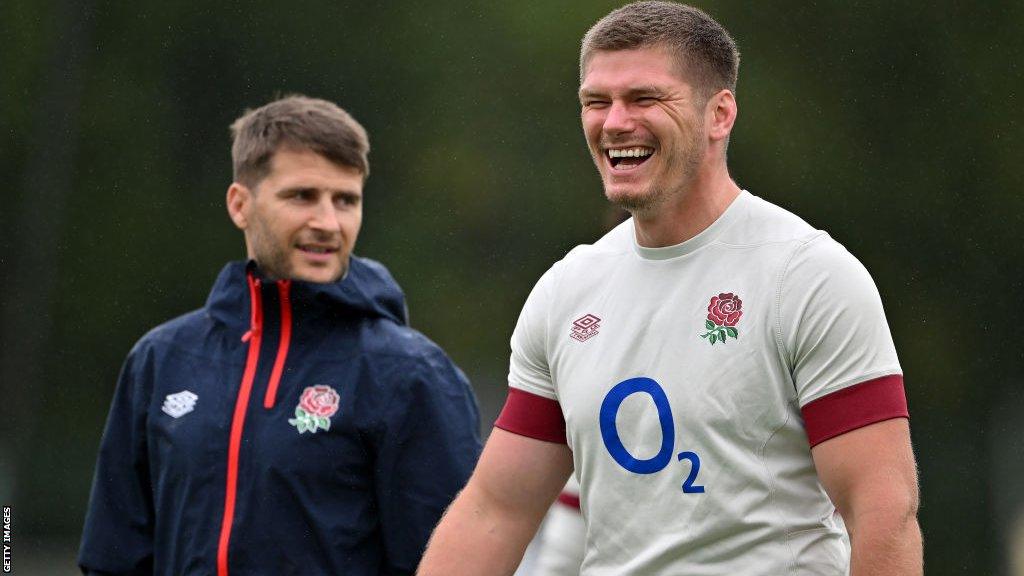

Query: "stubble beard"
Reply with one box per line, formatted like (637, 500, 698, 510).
(604, 151, 701, 220)
(606, 184, 661, 216)
(249, 216, 349, 283)
(247, 215, 293, 281)
(599, 124, 705, 219)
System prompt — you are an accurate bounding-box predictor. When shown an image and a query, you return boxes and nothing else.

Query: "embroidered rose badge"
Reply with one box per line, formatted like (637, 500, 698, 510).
(288, 385, 340, 434)
(700, 292, 742, 345)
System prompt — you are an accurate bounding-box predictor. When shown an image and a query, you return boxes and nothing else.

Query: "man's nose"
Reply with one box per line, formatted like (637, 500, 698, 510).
(603, 101, 636, 135)
(309, 196, 341, 233)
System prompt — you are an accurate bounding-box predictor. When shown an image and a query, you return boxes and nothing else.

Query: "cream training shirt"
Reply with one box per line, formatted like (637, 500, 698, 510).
(504, 191, 904, 575)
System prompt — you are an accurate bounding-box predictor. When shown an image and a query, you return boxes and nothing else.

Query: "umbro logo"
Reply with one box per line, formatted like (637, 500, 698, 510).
(162, 390, 198, 418)
(570, 314, 601, 342)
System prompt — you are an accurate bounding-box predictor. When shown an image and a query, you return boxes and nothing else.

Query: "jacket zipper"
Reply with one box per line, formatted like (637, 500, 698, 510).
(216, 274, 294, 576)
(217, 273, 262, 576)
(263, 280, 292, 409)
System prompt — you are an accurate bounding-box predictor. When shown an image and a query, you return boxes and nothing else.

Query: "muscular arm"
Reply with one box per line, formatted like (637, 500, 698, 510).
(812, 418, 922, 576)
(417, 428, 573, 576)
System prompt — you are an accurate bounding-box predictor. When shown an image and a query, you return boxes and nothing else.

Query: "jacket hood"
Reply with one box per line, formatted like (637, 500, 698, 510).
(205, 257, 409, 329)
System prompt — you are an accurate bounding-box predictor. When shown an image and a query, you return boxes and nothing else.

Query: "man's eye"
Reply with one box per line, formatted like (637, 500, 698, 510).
(585, 100, 610, 108)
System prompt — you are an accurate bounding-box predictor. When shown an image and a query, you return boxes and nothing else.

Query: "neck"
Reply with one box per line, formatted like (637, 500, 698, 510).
(630, 163, 741, 248)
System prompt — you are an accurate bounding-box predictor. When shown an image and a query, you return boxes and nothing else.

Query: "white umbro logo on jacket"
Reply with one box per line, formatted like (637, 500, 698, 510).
(162, 390, 198, 418)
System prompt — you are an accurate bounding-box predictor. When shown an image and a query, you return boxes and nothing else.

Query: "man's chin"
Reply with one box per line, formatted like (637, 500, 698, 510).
(605, 187, 658, 213)
(290, 263, 345, 284)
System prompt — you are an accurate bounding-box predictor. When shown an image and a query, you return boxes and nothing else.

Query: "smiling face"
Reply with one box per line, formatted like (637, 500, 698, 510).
(227, 147, 363, 283)
(580, 45, 709, 214)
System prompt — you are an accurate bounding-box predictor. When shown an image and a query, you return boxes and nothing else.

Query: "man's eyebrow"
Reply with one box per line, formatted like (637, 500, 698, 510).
(276, 186, 362, 197)
(578, 86, 665, 99)
(277, 186, 317, 196)
(627, 85, 663, 97)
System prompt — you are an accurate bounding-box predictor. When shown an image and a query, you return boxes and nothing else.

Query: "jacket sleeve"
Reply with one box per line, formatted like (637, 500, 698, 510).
(78, 343, 155, 576)
(373, 346, 482, 575)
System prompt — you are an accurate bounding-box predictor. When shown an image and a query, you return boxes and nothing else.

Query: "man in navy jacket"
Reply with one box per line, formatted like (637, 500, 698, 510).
(78, 95, 482, 575)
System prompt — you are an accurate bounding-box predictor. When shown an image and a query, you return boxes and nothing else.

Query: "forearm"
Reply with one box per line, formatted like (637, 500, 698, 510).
(417, 482, 542, 576)
(848, 508, 923, 576)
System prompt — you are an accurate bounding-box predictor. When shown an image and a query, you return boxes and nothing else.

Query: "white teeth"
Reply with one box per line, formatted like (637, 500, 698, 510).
(607, 147, 653, 158)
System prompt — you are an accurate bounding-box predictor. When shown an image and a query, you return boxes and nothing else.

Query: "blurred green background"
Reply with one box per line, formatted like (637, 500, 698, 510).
(2, 1, 1022, 574)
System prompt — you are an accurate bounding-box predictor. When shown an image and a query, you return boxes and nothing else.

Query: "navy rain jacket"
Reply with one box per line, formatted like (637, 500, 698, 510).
(79, 258, 481, 575)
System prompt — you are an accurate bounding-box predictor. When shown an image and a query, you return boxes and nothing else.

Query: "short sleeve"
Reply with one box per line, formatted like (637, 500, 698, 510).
(507, 266, 558, 400)
(778, 235, 903, 406)
(497, 266, 567, 443)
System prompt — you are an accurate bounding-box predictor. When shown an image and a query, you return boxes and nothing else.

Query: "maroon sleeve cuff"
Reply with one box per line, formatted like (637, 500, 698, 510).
(801, 374, 909, 447)
(494, 388, 567, 444)
(557, 491, 581, 510)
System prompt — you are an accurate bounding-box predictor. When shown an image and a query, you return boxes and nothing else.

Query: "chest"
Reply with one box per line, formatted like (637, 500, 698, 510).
(146, 333, 377, 489)
(548, 253, 797, 457)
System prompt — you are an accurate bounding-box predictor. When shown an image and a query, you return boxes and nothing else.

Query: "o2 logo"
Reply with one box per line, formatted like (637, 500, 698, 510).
(599, 377, 705, 493)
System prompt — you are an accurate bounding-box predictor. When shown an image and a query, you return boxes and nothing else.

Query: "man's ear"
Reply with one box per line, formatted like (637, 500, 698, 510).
(226, 182, 252, 230)
(706, 89, 737, 142)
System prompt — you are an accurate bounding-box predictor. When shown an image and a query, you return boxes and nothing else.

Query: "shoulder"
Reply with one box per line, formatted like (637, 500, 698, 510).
(534, 218, 635, 293)
(564, 217, 634, 262)
(362, 320, 442, 360)
(775, 231, 892, 365)
(129, 307, 211, 358)
(112, 308, 212, 401)
(783, 233, 875, 288)
(349, 254, 401, 287)
(363, 327, 476, 424)
(715, 194, 867, 296)
(706, 192, 878, 287)
(718, 192, 823, 247)
(359, 321, 469, 387)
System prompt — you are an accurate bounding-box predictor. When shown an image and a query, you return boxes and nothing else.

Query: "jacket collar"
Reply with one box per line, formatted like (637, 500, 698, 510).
(205, 258, 408, 329)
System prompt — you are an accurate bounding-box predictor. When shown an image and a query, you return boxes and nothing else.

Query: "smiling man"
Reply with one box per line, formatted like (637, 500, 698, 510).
(418, 3, 921, 575)
(78, 95, 481, 576)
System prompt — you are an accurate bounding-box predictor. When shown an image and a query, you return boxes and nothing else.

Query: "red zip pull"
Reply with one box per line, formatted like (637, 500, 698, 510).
(264, 280, 292, 409)
(241, 276, 262, 342)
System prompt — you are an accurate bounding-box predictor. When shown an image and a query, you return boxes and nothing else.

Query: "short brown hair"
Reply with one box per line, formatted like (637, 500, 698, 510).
(230, 95, 370, 187)
(580, 1, 740, 100)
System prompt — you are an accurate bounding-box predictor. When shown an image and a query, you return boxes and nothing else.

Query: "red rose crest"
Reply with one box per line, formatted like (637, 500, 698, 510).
(300, 386, 340, 417)
(289, 385, 340, 434)
(700, 293, 742, 345)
